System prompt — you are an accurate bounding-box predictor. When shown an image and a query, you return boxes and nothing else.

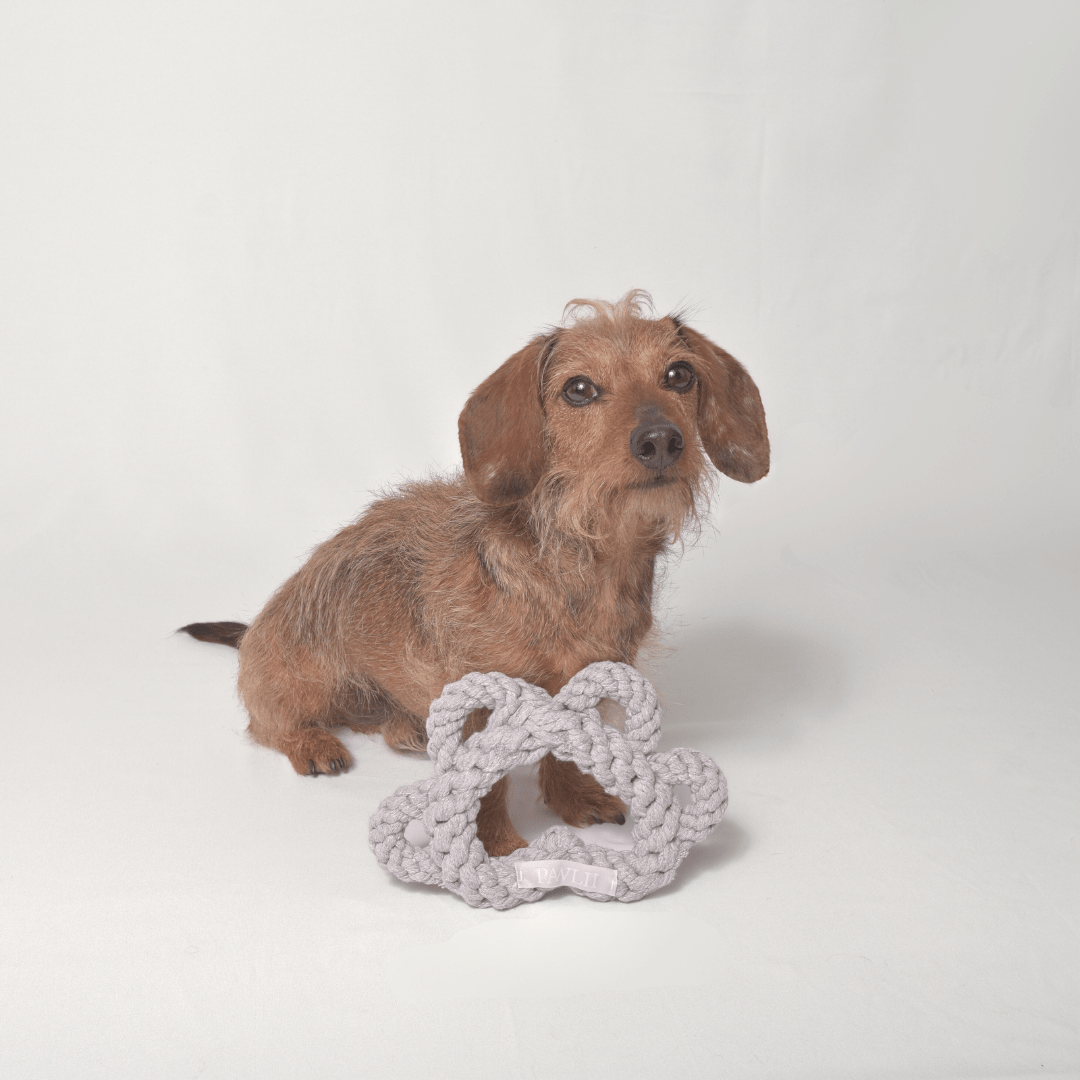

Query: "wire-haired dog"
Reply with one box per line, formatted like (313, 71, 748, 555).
(182, 291, 769, 855)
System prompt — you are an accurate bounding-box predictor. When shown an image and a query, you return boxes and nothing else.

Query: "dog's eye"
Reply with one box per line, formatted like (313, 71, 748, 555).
(664, 362, 695, 393)
(562, 376, 601, 407)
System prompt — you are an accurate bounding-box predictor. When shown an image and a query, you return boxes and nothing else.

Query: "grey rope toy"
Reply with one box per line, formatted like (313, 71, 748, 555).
(368, 662, 728, 909)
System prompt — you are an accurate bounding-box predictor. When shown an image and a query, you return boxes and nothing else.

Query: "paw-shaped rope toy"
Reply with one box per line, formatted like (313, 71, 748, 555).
(368, 662, 728, 909)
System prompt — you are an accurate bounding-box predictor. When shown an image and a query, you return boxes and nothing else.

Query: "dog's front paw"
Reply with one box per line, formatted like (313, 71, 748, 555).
(556, 785, 628, 829)
(286, 730, 353, 776)
(539, 757, 627, 829)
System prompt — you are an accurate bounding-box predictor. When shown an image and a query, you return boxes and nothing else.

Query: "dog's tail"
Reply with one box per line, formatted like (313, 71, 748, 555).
(178, 621, 248, 648)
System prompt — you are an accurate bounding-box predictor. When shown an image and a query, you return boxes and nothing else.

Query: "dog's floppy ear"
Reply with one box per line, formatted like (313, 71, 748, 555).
(458, 334, 553, 505)
(675, 322, 770, 483)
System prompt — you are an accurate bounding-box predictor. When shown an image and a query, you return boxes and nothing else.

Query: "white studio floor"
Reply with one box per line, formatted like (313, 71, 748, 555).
(2, 504, 1076, 1079)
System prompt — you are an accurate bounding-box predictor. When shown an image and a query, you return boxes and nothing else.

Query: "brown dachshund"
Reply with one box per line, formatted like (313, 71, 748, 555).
(181, 291, 769, 855)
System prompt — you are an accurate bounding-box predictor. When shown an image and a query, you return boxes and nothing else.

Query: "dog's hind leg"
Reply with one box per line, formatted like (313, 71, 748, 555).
(252, 693, 355, 777)
(252, 702, 355, 777)
(343, 682, 427, 754)
(237, 632, 355, 777)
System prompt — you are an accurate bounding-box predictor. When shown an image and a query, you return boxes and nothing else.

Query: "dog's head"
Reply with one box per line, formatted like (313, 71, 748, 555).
(458, 291, 769, 542)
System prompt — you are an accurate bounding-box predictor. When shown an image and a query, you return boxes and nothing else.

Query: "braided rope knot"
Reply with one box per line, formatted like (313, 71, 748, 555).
(368, 662, 728, 909)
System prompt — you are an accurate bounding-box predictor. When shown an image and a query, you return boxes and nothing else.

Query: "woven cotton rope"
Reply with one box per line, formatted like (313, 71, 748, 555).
(368, 662, 728, 909)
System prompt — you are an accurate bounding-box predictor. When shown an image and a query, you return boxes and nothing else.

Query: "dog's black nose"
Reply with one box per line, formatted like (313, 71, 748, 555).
(629, 421, 684, 470)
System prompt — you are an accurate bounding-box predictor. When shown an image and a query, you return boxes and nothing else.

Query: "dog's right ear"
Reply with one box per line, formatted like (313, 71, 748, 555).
(458, 334, 553, 505)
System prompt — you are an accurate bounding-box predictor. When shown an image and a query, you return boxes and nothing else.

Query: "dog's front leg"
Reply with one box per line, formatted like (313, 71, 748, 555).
(462, 708, 528, 857)
(532, 674, 628, 829)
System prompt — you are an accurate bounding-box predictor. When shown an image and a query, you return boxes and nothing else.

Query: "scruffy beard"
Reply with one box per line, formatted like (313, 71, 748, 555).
(525, 462, 711, 563)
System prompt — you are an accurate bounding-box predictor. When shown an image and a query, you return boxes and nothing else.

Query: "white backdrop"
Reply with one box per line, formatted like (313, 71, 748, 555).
(2, 3, 1078, 1078)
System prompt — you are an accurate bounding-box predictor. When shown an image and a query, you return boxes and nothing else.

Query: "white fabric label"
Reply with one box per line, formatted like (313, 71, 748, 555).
(515, 859, 617, 895)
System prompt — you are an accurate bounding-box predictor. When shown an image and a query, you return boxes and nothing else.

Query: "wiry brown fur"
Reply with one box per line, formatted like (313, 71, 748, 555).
(182, 291, 769, 856)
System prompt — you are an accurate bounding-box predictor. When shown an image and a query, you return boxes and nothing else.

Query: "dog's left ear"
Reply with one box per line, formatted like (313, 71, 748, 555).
(458, 334, 553, 505)
(674, 322, 770, 483)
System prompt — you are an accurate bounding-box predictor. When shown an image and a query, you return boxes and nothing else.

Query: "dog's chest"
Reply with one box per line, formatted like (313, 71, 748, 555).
(563, 562, 652, 637)
(481, 542, 655, 661)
